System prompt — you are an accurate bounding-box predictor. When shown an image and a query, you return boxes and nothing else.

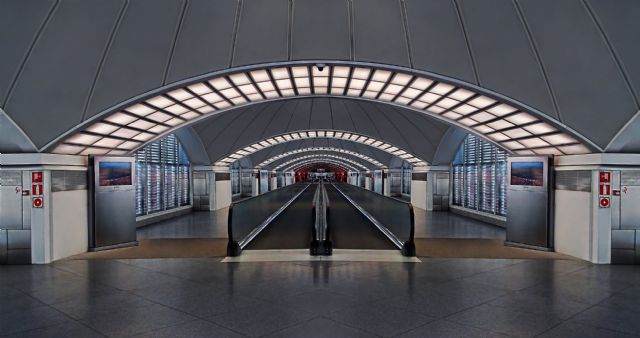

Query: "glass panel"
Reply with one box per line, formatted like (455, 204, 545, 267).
(451, 135, 507, 216)
(134, 134, 191, 216)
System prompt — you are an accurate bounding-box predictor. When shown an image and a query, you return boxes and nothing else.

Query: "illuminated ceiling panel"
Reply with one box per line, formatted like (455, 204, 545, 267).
(214, 130, 425, 167)
(52, 62, 591, 157)
(276, 154, 368, 172)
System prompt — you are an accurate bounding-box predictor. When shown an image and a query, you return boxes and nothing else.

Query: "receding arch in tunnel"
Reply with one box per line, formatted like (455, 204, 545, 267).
(216, 129, 425, 168)
(287, 160, 358, 173)
(46, 61, 594, 158)
(257, 147, 384, 169)
(277, 154, 369, 172)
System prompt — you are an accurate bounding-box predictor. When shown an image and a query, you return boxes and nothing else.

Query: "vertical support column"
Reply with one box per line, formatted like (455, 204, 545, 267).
(252, 169, 259, 196)
(1, 154, 88, 264)
(270, 171, 277, 191)
(411, 167, 428, 210)
(383, 169, 391, 196)
(212, 166, 231, 211)
(365, 172, 372, 190)
(554, 154, 640, 264)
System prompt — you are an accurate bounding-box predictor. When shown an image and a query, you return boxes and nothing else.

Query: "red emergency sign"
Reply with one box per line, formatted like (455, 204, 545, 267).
(32, 197, 43, 208)
(32, 184, 43, 196)
(32, 171, 43, 183)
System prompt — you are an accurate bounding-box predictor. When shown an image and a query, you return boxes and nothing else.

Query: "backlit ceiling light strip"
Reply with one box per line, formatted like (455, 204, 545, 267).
(277, 154, 368, 171)
(286, 159, 358, 173)
(52, 62, 591, 157)
(256, 147, 384, 168)
(214, 130, 425, 167)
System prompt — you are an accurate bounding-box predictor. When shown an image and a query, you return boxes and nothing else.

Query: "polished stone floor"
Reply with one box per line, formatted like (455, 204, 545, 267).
(137, 209, 505, 241)
(2, 257, 640, 337)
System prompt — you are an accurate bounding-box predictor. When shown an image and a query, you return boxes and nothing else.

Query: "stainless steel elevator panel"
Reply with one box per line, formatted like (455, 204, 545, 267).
(621, 186, 640, 230)
(0, 171, 23, 229)
(0, 229, 7, 264)
(7, 229, 30, 249)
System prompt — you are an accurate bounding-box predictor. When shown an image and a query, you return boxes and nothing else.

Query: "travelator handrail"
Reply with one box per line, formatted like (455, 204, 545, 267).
(332, 182, 416, 256)
(310, 182, 332, 255)
(227, 183, 310, 256)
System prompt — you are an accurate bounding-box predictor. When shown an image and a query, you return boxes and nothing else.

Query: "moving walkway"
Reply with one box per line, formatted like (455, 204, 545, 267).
(227, 182, 415, 257)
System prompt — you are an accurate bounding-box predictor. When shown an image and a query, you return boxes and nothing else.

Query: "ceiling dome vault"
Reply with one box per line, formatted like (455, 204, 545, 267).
(2, 0, 639, 169)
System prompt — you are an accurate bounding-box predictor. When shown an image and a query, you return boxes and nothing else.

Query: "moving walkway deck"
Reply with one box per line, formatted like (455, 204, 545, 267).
(245, 184, 316, 250)
(324, 184, 395, 250)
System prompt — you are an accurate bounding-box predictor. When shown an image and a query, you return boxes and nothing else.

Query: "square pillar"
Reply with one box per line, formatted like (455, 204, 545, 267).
(410, 168, 428, 210)
(383, 169, 391, 196)
(270, 171, 277, 191)
(252, 169, 259, 196)
(193, 166, 232, 211)
(1, 154, 88, 264)
(554, 154, 640, 264)
(365, 173, 372, 190)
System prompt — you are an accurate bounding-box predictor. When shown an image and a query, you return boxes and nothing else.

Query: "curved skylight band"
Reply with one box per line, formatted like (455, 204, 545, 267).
(51, 61, 592, 157)
(215, 130, 426, 167)
(285, 159, 359, 173)
(278, 154, 368, 172)
(257, 147, 385, 168)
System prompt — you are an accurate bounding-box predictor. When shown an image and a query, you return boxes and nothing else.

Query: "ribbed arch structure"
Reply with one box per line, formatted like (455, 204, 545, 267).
(276, 154, 368, 171)
(214, 129, 425, 167)
(286, 159, 358, 173)
(257, 147, 384, 168)
(50, 61, 592, 158)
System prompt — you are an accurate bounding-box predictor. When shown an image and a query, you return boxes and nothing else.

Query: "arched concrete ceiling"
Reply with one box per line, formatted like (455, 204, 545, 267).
(1, 0, 639, 153)
(191, 97, 445, 166)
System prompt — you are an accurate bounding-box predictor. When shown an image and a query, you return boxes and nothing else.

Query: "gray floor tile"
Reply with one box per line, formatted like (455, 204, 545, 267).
(598, 285, 640, 314)
(573, 305, 640, 335)
(521, 274, 624, 305)
(79, 304, 196, 337)
(50, 291, 155, 320)
(136, 319, 246, 338)
(489, 291, 592, 319)
(209, 303, 316, 337)
(0, 290, 45, 315)
(537, 321, 637, 338)
(3, 320, 104, 338)
(446, 303, 562, 338)
(382, 280, 507, 318)
(328, 302, 435, 337)
(265, 317, 372, 338)
(0, 306, 70, 336)
(396, 319, 509, 338)
(274, 290, 362, 315)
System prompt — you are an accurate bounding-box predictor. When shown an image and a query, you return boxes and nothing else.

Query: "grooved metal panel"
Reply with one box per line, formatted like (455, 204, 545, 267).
(587, 0, 640, 103)
(621, 171, 640, 186)
(518, 0, 637, 149)
(309, 98, 333, 129)
(404, 0, 476, 83)
(555, 170, 592, 192)
(232, 0, 289, 66)
(291, 0, 350, 60)
(51, 170, 87, 192)
(458, 0, 557, 118)
(0, 229, 7, 264)
(0, 171, 23, 229)
(5, 0, 124, 148)
(352, 0, 410, 66)
(0, 0, 55, 105)
(165, 0, 238, 83)
(621, 185, 640, 230)
(86, 0, 185, 117)
(0, 171, 22, 186)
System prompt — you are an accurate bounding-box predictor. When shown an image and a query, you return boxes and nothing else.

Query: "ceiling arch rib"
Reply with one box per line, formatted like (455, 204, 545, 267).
(276, 154, 368, 172)
(257, 147, 384, 168)
(292, 162, 353, 173)
(216, 129, 426, 167)
(50, 61, 593, 157)
(285, 159, 358, 173)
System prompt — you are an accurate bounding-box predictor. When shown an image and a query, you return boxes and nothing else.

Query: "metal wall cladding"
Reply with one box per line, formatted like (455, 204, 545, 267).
(0, 229, 7, 264)
(51, 170, 87, 192)
(622, 171, 640, 186)
(0, 171, 23, 229)
(621, 186, 640, 230)
(555, 170, 592, 192)
(611, 229, 640, 265)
